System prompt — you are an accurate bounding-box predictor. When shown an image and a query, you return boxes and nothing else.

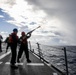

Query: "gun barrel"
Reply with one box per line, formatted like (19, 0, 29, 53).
(27, 26, 41, 34)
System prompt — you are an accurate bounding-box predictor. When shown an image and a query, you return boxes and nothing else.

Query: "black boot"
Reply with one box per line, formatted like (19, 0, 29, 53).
(10, 63, 18, 69)
(27, 59, 31, 63)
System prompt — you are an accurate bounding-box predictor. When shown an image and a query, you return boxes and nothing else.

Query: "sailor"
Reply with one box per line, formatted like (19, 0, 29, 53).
(10, 28, 19, 69)
(17, 31, 31, 63)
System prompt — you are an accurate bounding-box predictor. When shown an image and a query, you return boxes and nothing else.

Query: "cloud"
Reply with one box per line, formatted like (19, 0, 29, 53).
(0, 0, 47, 27)
(0, 0, 76, 45)
(0, 0, 16, 8)
(0, 15, 4, 18)
(25, 0, 76, 25)
(25, 0, 76, 45)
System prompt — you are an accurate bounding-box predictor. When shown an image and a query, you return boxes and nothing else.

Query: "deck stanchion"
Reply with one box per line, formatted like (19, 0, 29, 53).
(36, 42, 42, 60)
(63, 47, 69, 75)
(29, 41, 31, 51)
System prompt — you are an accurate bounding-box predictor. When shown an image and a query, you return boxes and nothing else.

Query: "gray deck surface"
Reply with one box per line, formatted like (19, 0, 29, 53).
(0, 50, 64, 75)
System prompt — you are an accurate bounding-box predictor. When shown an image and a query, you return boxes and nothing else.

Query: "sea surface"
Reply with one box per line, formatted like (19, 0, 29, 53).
(29, 43, 76, 75)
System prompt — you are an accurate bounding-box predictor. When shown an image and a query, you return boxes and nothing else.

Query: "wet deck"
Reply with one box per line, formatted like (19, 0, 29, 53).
(0, 50, 65, 75)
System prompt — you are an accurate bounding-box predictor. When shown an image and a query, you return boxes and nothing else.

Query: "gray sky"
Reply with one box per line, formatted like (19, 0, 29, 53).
(0, 0, 76, 45)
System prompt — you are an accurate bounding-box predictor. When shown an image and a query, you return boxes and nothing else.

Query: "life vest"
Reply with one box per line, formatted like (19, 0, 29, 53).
(20, 36, 27, 44)
(10, 33, 18, 43)
(8, 36, 13, 43)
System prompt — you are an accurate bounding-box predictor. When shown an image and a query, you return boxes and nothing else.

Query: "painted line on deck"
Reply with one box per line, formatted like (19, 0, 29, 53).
(53, 73, 58, 75)
(5, 62, 23, 65)
(32, 52, 51, 67)
(0, 62, 2, 64)
(5, 62, 44, 66)
(0, 51, 11, 60)
(27, 63, 44, 66)
(46, 63, 50, 66)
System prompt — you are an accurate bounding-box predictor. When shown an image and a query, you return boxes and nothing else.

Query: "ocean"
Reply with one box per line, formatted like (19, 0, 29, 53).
(29, 43, 76, 75)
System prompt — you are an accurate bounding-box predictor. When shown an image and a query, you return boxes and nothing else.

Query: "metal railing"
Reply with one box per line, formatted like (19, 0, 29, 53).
(28, 41, 76, 75)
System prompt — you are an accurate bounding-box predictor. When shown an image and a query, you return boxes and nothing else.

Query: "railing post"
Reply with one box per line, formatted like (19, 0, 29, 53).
(36, 42, 41, 59)
(29, 41, 31, 51)
(63, 47, 69, 75)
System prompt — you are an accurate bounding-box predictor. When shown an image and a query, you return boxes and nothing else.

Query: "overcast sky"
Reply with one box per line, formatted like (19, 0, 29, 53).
(0, 0, 76, 45)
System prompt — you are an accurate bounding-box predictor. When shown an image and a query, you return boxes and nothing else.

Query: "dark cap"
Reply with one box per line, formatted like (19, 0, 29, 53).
(13, 28, 18, 32)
